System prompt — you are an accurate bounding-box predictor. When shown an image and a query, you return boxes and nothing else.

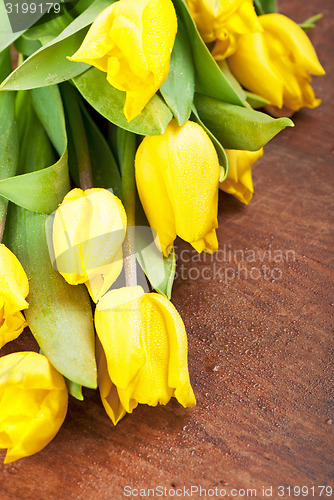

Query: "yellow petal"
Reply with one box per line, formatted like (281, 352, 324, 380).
(0, 244, 29, 316)
(52, 188, 127, 285)
(95, 286, 146, 397)
(0, 306, 27, 349)
(220, 148, 263, 204)
(85, 246, 124, 303)
(0, 352, 68, 463)
(228, 32, 284, 107)
(68, 3, 117, 65)
(69, 0, 177, 121)
(95, 289, 196, 423)
(260, 14, 325, 76)
(187, 0, 261, 58)
(96, 337, 127, 425)
(135, 120, 220, 256)
(145, 293, 196, 407)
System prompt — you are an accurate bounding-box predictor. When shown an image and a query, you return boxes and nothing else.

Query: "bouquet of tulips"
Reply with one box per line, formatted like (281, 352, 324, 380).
(0, 0, 324, 463)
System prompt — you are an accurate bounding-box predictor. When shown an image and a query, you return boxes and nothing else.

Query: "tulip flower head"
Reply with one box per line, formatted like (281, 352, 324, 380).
(228, 13, 325, 112)
(0, 352, 68, 463)
(69, 0, 178, 121)
(186, 0, 261, 59)
(135, 119, 220, 257)
(219, 148, 263, 204)
(95, 286, 196, 424)
(0, 244, 29, 349)
(52, 188, 127, 300)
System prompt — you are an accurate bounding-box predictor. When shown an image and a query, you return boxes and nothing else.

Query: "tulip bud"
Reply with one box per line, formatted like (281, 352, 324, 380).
(0, 352, 68, 463)
(228, 13, 325, 112)
(52, 188, 127, 291)
(219, 148, 263, 204)
(95, 286, 196, 424)
(135, 119, 220, 256)
(0, 244, 29, 349)
(69, 0, 178, 122)
(186, 0, 261, 59)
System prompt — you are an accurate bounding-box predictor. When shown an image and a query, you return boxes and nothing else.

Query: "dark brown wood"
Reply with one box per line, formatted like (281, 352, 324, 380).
(1, 0, 333, 497)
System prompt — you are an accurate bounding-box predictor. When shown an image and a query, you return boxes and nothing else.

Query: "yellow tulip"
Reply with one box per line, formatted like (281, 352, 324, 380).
(69, 0, 177, 122)
(228, 13, 325, 112)
(135, 119, 220, 257)
(219, 148, 263, 204)
(0, 352, 68, 463)
(52, 188, 127, 298)
(186, 0, 261, 59)
(0, 244, 29, 349)
(95, 286, 196, 424)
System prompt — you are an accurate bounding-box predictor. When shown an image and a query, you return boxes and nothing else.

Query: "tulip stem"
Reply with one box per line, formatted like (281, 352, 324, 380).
(118, 129, 137, 287)
(0, 212, 6, 243)
(60, 84, 93, 190)
(123, 230, 137, 287)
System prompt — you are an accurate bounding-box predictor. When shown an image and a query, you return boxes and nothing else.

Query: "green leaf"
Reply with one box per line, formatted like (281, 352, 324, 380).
(0, 29, 89, 90)
(17, 99, 56, 175)
(0, 0, 115, 90)
(245, 91, 270, 109)
(135, 227, 176, 299)
(24, 10, 74, 45)
(65, 379, 84, 401)
(73, 67, 173, 135)
(0, 49, 19, 224)
(0, 1, 26, 54)
(14, 35, 42, 56)
(300, 13, 323, 31)
(194, 94, 294, 151)
(60, 81, 122, 196)
(4, 206, 97, 389)
(172, 0, 246, 107)
(31, 85, 67, 155)
(253, 0, 277, 15)
(80, 102, 122, 198)
(0, 85, 70, 213)
(160, 18, 195, 125)
(217, 60, 246, 101)
(191, 104, 228, 182)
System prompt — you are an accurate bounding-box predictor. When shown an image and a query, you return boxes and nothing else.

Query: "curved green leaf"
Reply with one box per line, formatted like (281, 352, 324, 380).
(217, 60, 246, 101)
(14, 36, 42, 57)
(73, 67, 173, 135)
(0, 85, 70, 213)
(194, 94, 294, 151)
(0, 155, 69, 213)
(253, 0, 277, 15)
(31, 85, 67, 155)
(0, 1, 26, 53)
(135, 227, 176, 299)
(0, 29, 89, 91)
(300, 13, 323, 32)
(245, 91, 270, 109)
(0, 49, 19, 224)
(160, 18, 195, 125)
(172, 0, 246, 107)
(0, 0, 116, 91)
(65, 378, 84, 401)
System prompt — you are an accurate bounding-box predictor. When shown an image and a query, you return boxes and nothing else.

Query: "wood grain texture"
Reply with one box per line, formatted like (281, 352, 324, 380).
(1, 0, 333, 498)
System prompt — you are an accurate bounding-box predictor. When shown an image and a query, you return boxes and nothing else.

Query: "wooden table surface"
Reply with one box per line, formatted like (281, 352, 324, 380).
(1, 0, 333, 498)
